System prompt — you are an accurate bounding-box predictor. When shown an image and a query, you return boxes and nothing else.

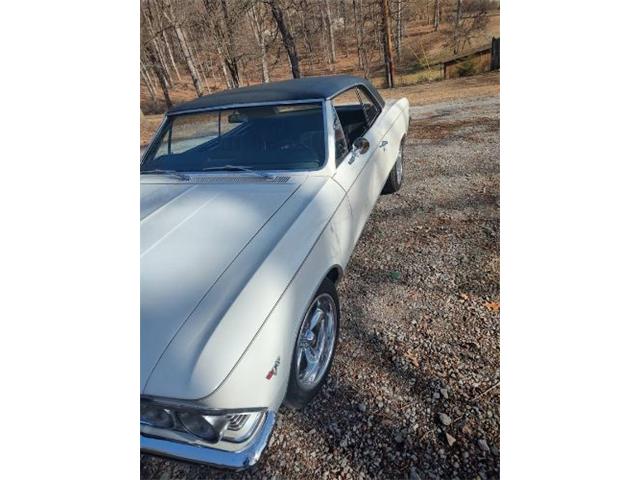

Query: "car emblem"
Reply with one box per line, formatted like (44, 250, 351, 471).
(266, 357, 281, 380)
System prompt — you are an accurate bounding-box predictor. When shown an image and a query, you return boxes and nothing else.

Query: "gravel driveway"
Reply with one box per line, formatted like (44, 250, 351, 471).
(141, 91, 500, 480)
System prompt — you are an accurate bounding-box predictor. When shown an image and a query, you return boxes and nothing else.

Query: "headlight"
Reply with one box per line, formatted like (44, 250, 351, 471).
(140, 401, 265, 444)
(176, 411, 228, 442)
(140, 404, 174, 429)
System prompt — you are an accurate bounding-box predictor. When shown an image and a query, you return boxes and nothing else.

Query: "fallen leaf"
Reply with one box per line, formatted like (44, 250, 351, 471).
(484, 301, 500, 311)
(445, 433, 457, 447)
(404, 351, 420, 368)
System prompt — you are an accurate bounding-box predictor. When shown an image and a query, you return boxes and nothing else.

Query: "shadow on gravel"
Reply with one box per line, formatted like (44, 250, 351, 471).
(286, 379, 437, 478)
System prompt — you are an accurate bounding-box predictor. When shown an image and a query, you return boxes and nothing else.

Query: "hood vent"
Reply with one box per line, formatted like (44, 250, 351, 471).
(187, 175, 290, 184)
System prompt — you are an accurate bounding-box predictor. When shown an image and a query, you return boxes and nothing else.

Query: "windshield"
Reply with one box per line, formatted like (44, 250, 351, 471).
(141, 103, 326, 173)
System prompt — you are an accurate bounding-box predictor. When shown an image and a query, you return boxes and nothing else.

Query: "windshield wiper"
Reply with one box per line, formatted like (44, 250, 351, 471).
(202, 165, 274, 179)
(140, 169, 190, 181)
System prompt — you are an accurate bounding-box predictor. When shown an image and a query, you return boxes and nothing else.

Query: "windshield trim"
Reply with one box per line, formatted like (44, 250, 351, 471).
(141, 99, 329, 173)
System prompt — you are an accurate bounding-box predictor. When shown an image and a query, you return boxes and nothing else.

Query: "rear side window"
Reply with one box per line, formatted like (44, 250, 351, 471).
(356, 87, 381, 126)
(331, 86, 381, 148)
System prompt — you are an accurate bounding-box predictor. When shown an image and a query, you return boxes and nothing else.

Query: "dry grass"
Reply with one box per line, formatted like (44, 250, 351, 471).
(380, 71, 500, 106)
(140, 114, 164, 149)
(410, 116, 500, 142)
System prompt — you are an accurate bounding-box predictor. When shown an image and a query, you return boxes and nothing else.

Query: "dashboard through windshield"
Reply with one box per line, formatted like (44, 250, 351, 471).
(141, 103, 326, 173)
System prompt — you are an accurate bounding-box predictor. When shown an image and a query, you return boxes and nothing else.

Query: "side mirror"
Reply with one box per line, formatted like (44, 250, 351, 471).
(352, 137, 370, 155)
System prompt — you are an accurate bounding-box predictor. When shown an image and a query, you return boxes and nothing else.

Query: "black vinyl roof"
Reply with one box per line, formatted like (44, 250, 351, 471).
(167, 75, 384, 115)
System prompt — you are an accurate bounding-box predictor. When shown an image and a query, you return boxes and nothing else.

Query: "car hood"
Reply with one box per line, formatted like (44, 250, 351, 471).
(140, 174, 324, 398)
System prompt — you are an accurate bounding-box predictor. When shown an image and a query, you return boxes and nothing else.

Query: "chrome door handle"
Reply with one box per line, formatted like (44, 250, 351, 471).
(379, 140, 388, 148)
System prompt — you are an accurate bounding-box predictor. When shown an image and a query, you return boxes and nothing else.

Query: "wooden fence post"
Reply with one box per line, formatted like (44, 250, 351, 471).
(491, 37, 500, 70)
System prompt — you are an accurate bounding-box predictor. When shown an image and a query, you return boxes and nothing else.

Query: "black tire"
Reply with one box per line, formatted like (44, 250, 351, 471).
(381, 137, 405, 194)
(285, 278, 340, 409)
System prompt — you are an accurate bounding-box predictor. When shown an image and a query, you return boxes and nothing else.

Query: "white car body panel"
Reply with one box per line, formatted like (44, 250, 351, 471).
(140, 180, 305, 391)
(140, 82, 410, 466)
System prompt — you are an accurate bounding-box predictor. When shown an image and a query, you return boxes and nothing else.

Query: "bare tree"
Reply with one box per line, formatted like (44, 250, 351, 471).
(394, 0, 403, 59)
(446, 0, 490, 55)
(174, 23, 204, 95)
(203, 0, 245, 88)
(142, 1, 174, 86)
(380, 0, 395, 87)
(265, 0, 302, 78)
(150, 0, 182, 82)
(353, 0, 365, 69)
(155, 0, 205, 96)
(139, 0, 498, 112)
(144, 44, 173, 108)
(248, 3, 271, 82)
(323, 0, 337, 64)
(140, 62, 157, 108)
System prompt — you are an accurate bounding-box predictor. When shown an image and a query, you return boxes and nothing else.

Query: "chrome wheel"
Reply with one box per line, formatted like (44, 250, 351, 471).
(294, 293, 337, 390)
(395, 143, 404, 184)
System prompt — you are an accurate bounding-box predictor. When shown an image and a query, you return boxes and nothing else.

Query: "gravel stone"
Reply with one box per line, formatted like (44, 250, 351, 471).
(438, 413, 452, 426)
(141, 76, 501, 480)
(445, 433, 457, 447)
(478, 439, 490, 452)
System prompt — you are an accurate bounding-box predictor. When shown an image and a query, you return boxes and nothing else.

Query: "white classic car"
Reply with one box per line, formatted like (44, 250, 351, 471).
(140, 75, 410, 468)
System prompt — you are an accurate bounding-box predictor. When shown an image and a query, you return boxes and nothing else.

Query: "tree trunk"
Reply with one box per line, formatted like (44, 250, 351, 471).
(141, 64, 157, 108)
(220, 0, 241, 87)
(454, 0, 463, 54)
(323, 0, 336, 64)
(353, 0, 364, 69)
(380, 0, 395, 87)
(162, 29, 182, 81)
(267, 0, 301, 78)
(215, 43, 233, 89)
(141, 60, 156, 92)
(195, 53, 211, 93)
(174, 24, 204, 97)
(156, 37, 174, 85)
(395, 0, 403, 59)
(146, 46, 172, 109)
(248, 4, 270, 83)
(434, 0, 440, 31)
(299, 1, 314, 55)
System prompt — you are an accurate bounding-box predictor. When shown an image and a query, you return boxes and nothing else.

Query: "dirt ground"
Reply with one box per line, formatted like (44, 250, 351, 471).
(140, 72, 500, 479)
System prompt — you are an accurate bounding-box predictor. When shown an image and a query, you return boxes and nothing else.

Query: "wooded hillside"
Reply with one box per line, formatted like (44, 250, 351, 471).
(141, 0, 500, 114)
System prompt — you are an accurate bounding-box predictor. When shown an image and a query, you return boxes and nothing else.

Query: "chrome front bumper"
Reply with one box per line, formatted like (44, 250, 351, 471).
(140, 411, 276, 470)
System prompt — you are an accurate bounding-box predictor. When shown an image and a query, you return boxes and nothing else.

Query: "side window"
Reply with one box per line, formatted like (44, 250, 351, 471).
(332, 88, 367, 149)
(332, 88, 362, 107)
(356, 87, 381, 127)
(331, 86, 381, 148)
(332, 107, 349, 166)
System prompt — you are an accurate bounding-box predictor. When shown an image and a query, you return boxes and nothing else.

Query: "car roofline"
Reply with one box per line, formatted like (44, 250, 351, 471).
(166, 98, 326, 117)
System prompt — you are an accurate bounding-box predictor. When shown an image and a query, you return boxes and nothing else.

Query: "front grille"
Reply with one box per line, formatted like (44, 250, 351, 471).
(227, 414, 249, 431)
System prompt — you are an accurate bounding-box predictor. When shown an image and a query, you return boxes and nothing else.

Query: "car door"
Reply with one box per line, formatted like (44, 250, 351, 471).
(331, 87, 388, 254)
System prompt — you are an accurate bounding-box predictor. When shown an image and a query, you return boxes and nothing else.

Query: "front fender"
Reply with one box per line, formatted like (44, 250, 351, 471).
(202, 195, 350, 410)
